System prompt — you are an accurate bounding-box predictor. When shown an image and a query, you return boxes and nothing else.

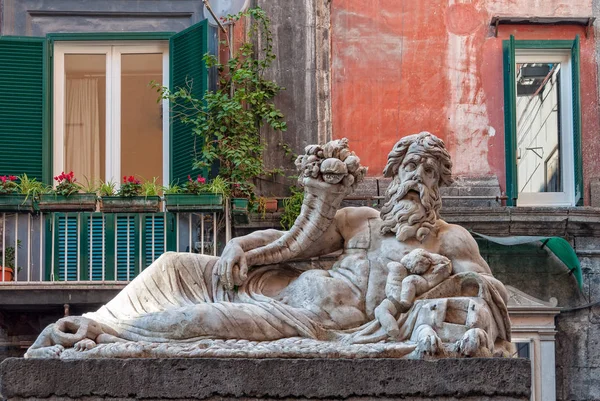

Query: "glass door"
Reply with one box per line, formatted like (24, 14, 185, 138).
(53, 42, 169, 187)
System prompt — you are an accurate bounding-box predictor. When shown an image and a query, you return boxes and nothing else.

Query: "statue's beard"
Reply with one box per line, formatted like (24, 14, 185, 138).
(379, 178, 442, 242)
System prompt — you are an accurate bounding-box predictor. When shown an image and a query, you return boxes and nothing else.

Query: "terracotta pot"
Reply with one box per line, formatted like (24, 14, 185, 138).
(1, 267, 14, 282)
(261, 198, 278, 213)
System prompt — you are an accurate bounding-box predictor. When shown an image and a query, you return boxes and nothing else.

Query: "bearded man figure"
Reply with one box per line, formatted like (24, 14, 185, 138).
(26, 132, 513, 359)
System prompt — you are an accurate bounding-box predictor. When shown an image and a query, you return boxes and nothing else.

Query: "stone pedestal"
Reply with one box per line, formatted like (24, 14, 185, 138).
(0, 358, 530, 400)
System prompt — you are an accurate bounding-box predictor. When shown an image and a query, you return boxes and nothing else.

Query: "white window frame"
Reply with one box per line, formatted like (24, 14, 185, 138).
(53, 41, 170, 187)
(515, 49, 575, 207)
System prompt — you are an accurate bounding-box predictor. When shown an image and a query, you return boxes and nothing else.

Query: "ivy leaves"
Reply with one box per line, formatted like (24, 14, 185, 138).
(160, 7, 286, 198)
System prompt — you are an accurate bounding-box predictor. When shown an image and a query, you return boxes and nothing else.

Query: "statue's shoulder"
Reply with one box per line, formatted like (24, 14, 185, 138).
(335, 206, 379, 238)
(435, 219, 479, 255)
(336, 206, 379, 224)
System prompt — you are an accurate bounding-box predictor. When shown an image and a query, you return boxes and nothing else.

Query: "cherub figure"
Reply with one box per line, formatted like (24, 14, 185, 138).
(375, 248, 452, 338)
(397, 248, 452, 310)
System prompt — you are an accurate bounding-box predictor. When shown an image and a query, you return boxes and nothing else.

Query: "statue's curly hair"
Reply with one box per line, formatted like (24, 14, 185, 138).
(382, 132, 453, 187)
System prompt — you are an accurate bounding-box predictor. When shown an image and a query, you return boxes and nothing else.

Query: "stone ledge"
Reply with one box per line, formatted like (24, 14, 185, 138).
(0, 358, 530, 400)
(237, 206, 600, 238)
(441, 206, 600, 237)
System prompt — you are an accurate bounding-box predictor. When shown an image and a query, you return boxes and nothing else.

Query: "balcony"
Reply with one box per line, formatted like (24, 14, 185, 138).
(0, 210, 226, 304)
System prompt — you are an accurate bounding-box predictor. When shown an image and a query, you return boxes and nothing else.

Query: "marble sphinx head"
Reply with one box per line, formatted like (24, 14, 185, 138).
(380, 132, 453, 242)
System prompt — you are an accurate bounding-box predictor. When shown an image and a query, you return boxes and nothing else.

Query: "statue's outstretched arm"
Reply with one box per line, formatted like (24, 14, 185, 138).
(217, 138, 367, 290)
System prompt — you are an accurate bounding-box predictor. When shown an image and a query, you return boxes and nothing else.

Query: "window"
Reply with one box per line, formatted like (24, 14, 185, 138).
(53, 42, 169, 186)
(0, 21, 212, 185)
(503, 36, 582, 206)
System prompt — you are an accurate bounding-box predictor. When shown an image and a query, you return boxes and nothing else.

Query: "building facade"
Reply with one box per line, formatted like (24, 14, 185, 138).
(1, 1, 600, 400)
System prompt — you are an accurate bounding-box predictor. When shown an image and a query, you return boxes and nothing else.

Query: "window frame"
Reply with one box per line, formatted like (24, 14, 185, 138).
(503, 37, 582, 207)
(52, 40, 170, 187)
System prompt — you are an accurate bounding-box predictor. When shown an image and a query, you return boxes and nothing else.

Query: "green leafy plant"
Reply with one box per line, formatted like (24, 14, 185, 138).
(280, 186, 304, 230)
(208, 175, 229, 197)
(80, 176, 99, 194)
(156, 7, 287, 199)
(163, 184, 182, 195)
(141, 177, 163, 197)
(98, 180, 117, 197)
(118, 176, 142, 197)
(51, 171, 82, 196)
(17, 174, 47, 200)
(0, 175, 19, 194)
(1, 240, 22, 271)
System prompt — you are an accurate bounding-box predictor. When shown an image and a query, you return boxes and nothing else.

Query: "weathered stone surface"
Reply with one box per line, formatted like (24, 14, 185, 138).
(590, 178, 600, 207)
(0, 358, 531, 400)
(27, 133, 512, 361)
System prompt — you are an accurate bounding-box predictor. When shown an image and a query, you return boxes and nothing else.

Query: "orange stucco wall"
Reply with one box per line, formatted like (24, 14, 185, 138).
(331, 0, 598, 203)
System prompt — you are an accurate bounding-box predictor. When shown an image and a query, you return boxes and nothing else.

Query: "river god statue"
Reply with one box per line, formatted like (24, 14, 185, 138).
(26, 132, 512, 359)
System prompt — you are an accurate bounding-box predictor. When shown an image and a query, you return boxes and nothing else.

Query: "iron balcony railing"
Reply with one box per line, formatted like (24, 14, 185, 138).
(0, 210, 227, 284)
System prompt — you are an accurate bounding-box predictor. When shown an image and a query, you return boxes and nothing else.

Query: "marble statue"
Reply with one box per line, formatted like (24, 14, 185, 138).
(26, 132, 513, 359)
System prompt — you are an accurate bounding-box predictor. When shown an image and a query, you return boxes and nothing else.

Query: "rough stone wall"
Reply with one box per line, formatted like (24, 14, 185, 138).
(255, 0, 331, 197)
(476, 234, 600, 401)
(0, 358, 531, 401)
(553, 236, 600, 401)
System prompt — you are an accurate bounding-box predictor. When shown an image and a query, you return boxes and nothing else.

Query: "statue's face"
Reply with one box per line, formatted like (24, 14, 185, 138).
(398, 152, 440, 198)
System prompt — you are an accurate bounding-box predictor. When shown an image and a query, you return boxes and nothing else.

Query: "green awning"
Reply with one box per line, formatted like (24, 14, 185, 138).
(472, 232, 583, 290)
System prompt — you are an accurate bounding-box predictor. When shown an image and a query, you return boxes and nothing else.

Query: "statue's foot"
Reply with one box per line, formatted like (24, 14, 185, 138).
(455, 328, 491, 357)
(74, 338, 97, 352)
(413, 325, 443, 357)
(24, 345, 64, 359)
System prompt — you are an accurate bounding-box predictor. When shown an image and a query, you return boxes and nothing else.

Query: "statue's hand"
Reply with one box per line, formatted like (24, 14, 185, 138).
(217, 240, 248, 290)
(49, 316, 104, 347)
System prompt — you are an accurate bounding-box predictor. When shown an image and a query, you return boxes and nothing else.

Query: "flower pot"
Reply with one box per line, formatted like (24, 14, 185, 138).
(0, 194, 34, 213)
(259, 198, 278, 213)
(164, 194, 223, 212)
(231, 198, 249, 212)
(0, 267, 14, 282)
(277, 198, 286, 211)
(231, 198, 250, 224)
(38, 193, 97, 212)
(100, 196, 161, 213)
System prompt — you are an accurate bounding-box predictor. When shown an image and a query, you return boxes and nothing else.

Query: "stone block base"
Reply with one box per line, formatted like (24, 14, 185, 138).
(0, 358, 530, 400)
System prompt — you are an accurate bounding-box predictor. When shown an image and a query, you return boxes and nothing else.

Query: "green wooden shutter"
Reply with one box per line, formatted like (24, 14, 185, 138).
(170, 21, 210, 184)
(503, 35, 517, 206)
(53, 214, 79, 281)
(88, 214, 105, 281)
(115, 214, 139, 281)
(142, 214, 166, 268)
(0, 37, 47, 181)
(571, 35, 583, 205)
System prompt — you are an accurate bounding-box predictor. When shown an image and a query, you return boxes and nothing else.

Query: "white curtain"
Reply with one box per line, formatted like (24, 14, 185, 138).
(65, 78, 100, 182)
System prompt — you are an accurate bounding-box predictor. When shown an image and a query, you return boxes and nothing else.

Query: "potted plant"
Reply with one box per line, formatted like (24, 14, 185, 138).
(38, 171, 97, 212)
(164, 175, 225, 212)
(0, 240, 21, 282)
(257, 196, 278, 217)
(0, 174, 46, 213)
(230, 183, 254, 224)
(280, 186, 304, 230)
(100, 176, 161, 213)
(156, 7, 287, 219)
(0, 175, 28, 212)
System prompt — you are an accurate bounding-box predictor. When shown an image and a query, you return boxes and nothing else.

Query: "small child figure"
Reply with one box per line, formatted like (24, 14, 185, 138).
(396, 248, 452, 312)
(374, 249, 452, 338)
